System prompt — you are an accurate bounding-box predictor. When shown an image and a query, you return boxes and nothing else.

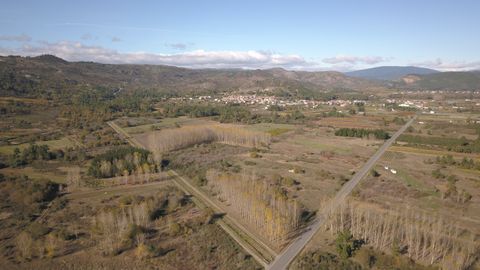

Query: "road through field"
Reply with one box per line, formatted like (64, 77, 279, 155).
(267, 115, 417, 270)
(108, 119, 276, 267)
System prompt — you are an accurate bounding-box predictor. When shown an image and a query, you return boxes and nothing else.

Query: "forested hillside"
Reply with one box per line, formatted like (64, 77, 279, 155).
(0, 55, 377, 100)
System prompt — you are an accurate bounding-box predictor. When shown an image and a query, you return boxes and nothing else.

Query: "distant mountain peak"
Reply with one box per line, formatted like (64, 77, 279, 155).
(345, 66, 439, 81)
(32, 54, 68, 64)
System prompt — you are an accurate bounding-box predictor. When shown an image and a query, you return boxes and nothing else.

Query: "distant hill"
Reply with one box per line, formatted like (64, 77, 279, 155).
(345, 66, 439, 81)
(397, 72, 480, 90)
(0, 55, 379, 99)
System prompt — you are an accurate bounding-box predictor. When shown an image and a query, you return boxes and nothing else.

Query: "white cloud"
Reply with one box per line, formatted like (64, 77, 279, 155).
(411, 58, 480, 71)
(111, 36, 122, 42)
(0, 41, 403, 71)
(0, 34, 31, 42)
(323, 55, 390, 65)
(0, 41, 320, 70)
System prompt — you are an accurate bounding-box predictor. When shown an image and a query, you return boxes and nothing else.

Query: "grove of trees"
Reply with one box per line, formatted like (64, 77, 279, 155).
(206, 170, 300, 245)
(147, 124, 271, 153)
(93, 189, 183, 256)
(88, 147, 158, 178)
(323, 200, 478, 270)
(9, 143, 61, 167)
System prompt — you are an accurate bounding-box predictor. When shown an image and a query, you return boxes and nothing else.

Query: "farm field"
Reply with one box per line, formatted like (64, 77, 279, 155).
(0, 137, 77, 155)
(353, 115, 480, 233)
(294, 114, 480, 270)
(129, 115, 391, 241)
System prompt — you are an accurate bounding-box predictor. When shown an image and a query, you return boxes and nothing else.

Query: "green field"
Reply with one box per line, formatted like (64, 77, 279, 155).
(122, 117, 212, 134)
(0, 137, 76, 155)
(294, 138, 351, 153)
(246, 123, 294, 136)
(396, 169, 436, 195)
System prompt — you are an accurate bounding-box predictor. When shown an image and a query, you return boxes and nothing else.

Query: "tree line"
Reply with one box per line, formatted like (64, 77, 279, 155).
(434, 155, 480, 170)
(334, 128, 391, 140)
(8, 143, 65, 167)
(161, 103, 307, 124)
(398, 134, 480, 153)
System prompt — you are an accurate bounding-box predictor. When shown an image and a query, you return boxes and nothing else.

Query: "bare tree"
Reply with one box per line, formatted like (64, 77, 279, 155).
(207, 169, 300, 246)
(147, 124, 271, 154)
(16, 232, 33, 260)
(323, 200, 479, 270)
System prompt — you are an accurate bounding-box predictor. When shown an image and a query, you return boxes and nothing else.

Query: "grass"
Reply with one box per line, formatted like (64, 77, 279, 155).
(123, 117, 212, 134)
(294, 138, 351, 153)
(0, 137, 76, 155)
(0, 167, 66, 183)
(419, 196, 442, 210)
(396, 169, 436, 195)
(389, 145, 480, 160)
(245, 123, 296, 133)
(267, 128, 292, 136)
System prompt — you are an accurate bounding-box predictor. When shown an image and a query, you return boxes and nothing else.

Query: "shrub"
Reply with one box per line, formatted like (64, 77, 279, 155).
(370, 169, 380, 177)
(293, 250, 362, 270)
(135, 243, 155, 260)
(169, 222, 181, 236)
(335, 128, 390, 140)
(335, 230, 355, 259)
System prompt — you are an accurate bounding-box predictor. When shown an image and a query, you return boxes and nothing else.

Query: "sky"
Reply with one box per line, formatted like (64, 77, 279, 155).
(1, 0, 479, 71)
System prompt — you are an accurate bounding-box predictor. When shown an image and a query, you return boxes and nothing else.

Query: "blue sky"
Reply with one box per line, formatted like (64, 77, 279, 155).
(1, 0, 479, 71)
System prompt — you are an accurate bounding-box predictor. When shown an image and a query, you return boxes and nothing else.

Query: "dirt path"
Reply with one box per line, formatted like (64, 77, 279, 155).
(108, 119, 275, 267)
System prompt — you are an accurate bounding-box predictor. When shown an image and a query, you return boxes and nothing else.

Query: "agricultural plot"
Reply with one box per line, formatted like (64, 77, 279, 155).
(133, 116, 386, 242)
(125, 113, 479, 269)
(0, 137, 76, 155)
(294, 115, 480, 270)
(237, 124, 380, 211)
(329, 116, 480, 269)
(120, 116, 214, 134)
(355, 149, 480, 232)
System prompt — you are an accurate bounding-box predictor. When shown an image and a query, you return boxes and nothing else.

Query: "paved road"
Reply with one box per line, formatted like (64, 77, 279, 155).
(267, 115, 417, 270)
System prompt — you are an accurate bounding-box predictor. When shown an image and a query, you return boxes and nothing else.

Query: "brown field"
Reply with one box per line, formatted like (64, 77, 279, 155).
(1, 183, 261, 270)
(134, 117, 384, 214)
(315, 115, 398, 130)
(0, 96, 49, 105)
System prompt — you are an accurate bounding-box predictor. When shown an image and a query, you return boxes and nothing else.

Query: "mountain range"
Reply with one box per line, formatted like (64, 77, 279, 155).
(0, 55, 479, 99)
(345, 66, 440, 81)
